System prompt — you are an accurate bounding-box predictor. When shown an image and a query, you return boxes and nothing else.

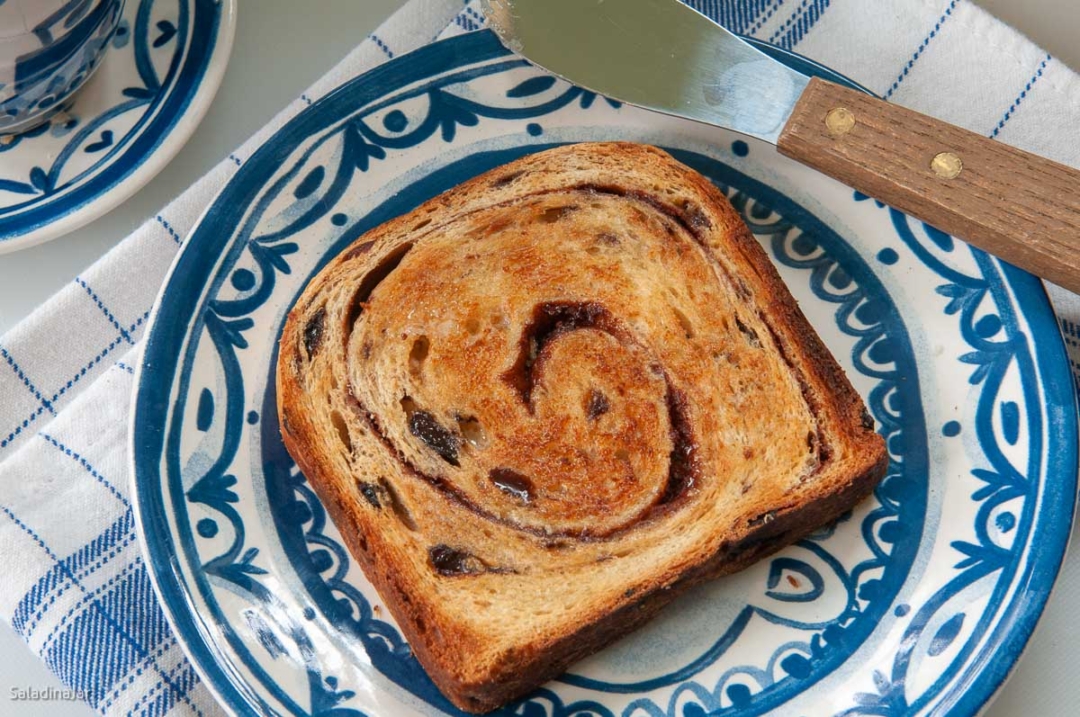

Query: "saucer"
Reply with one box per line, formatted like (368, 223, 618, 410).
(0, 0, 236, 253)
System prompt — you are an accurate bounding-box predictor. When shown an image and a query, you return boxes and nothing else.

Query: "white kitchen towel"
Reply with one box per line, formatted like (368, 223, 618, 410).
(2, 1, 1079, 716)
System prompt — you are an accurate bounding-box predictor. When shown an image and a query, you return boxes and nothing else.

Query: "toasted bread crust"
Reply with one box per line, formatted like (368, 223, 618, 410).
(277, 142, 887, 713)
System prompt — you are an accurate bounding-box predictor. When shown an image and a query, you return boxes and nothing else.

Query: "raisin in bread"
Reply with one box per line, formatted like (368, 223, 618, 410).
(276, 142, 887, 713)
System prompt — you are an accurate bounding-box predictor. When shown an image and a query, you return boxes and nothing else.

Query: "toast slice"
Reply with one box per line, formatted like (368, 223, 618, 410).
(276, 142, 887, 713)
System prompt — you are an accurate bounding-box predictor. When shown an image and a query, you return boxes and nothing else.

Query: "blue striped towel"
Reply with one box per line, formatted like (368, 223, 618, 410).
(2, 1, 1079, 715)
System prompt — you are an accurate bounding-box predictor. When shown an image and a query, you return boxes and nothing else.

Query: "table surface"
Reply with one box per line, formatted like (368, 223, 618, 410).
(1, 0, 1078, 715)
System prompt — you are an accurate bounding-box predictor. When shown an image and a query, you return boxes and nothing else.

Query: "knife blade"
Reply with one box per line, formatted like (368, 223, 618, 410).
(483, 0, 808, 144)
(482, 0, 1080, 295)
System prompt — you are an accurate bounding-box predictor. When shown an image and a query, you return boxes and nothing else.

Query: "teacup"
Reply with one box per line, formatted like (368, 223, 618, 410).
(0, 0, 125, 136)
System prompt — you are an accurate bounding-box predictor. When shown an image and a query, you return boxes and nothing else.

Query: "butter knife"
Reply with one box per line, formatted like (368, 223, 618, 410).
(483, 0, 1080, 294)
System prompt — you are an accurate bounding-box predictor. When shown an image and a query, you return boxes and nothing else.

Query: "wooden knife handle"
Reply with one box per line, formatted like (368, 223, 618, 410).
(778, 77, 1080, 294)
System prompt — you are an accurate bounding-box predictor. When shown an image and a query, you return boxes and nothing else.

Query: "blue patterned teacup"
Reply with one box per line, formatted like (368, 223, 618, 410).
(0, 0, 125, 136)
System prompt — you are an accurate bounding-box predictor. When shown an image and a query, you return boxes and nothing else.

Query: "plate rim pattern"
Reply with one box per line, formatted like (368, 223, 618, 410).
(131, 29, 1079, 717)
(0, 0, 237, 252)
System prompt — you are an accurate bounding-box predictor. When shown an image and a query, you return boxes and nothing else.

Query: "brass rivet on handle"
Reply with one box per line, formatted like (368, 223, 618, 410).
(825, 107, 856, 137)
(932, 152, 963, 180)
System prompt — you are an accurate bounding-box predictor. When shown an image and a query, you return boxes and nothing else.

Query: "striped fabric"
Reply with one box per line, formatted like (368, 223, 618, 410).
(1, 1, 1078, 715)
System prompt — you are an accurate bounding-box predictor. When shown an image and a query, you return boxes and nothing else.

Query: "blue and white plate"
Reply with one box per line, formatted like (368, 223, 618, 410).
(132, 30, 1078, 717)
(0, 0, 235, 253)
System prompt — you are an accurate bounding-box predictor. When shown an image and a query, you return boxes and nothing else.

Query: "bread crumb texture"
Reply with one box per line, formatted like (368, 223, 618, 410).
(276, 143, 887, 712)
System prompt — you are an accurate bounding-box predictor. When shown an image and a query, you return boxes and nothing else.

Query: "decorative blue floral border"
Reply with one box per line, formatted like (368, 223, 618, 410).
(0, 0, 227, 243)
(133, 30, 1077, 717)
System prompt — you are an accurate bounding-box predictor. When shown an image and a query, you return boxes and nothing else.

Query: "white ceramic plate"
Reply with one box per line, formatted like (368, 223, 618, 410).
(132, 30, 1077, 717)
(0, 0, 236, 253)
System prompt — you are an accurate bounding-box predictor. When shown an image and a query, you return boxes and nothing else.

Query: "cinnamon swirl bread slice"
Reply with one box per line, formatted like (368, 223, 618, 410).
(276, 142, 887, 713)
